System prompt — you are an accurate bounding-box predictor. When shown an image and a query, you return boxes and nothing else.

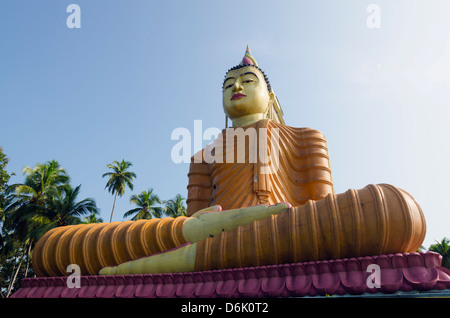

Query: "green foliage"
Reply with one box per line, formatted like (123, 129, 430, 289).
(428, 237, 450, 270)
(123, 191, 187, 220)
(13, 160, 70, 207)
(164, 194, 187, 217)
(103, 159, 136, 222)
(124, 188, 163, 220)
(17, 184, 98, 240)
(0, 155, 188, 297)
(103, 159, 136, 197)
(0, 243, 34, 297)
(1, 160, 99, 297)
(0, 147, 12, 215)
(5, 160, 72, 242)
(82, 212, 104, 224)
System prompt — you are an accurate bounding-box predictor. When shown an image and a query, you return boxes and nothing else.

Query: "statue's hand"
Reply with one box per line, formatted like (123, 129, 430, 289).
(190, 205, 222, 217)
(183, 202, 291, 243)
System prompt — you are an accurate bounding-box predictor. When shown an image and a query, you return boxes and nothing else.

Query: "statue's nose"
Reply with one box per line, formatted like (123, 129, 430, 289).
(232, 81, 243, 92)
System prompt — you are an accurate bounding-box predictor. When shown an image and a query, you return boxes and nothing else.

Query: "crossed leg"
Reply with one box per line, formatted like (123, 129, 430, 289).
(100, 184, 426, 275)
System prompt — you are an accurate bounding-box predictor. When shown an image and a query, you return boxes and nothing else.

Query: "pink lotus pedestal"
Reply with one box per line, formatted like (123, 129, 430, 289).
(11, 251, 450, 298)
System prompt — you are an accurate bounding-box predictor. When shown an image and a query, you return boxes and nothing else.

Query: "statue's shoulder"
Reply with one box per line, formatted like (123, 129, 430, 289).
(268, 121, 327, 141)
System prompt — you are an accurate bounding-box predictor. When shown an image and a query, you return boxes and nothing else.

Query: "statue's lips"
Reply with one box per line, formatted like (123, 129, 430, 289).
(231, 93, 246, 101)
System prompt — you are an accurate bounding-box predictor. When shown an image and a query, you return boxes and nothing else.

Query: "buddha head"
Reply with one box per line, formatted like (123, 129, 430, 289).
(222, 46, 276, 127)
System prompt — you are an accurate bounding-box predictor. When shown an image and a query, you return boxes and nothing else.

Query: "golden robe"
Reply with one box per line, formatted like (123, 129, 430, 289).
(187, 119, 334, 215)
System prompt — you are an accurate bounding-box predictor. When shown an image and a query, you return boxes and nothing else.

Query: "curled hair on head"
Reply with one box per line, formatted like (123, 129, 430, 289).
(222, 64, 272, 92)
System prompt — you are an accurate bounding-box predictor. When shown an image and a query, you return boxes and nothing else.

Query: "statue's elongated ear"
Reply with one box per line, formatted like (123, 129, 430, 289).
(269, 91, 275, 104)
(266, 91, 275, 119)
(269, 91, 275, 110)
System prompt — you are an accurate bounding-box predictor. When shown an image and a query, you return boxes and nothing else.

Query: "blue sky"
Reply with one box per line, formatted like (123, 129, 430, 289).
(1, 1, 449, 248)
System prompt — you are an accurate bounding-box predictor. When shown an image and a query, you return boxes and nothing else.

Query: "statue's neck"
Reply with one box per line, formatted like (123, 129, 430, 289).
(230, 113, 266, 128)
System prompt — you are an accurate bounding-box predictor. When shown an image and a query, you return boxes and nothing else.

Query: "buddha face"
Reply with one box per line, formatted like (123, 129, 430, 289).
(222, 66, 274, 119)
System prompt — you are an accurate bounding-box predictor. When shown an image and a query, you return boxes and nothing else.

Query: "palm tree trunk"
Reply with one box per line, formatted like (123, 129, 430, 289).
(6, 250, 25, 298)
(24, 241, 32, 277)
(7, 249, 20, 290)
(109, 191, 118, 223)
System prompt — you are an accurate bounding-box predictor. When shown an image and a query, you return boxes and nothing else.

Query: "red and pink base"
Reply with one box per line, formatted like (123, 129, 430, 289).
(11, 251, 450, 298)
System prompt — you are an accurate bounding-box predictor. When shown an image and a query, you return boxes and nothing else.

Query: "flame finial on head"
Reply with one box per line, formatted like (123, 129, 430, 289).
(240, 45, 258, 67)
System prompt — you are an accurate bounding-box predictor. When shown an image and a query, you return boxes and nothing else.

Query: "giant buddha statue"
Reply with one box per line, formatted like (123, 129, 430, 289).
(32, 47, 426, 277)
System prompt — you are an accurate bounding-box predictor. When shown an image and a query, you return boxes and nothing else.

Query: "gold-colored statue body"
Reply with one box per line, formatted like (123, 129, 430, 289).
(32, 49, 426, 277)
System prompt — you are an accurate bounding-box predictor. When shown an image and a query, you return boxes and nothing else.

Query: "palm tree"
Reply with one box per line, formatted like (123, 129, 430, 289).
(2, 160, 87, 297)
(429, 238, 450, 270)
(10, 160, 69, 208)
(3, 183, 97, 297)
(164, 194, 187, 217)
(102, 159, 136, 222)
(0, 147, 12, 217)
(4, 160, 70, 247)
(123, 189, 163, 220)
(27, 185, 98, 237)
(82, 212, 103, 224)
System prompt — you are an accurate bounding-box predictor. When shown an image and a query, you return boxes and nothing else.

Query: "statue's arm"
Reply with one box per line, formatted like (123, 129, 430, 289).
(186, 158, 212, 216)
(288, 126, 335, 199)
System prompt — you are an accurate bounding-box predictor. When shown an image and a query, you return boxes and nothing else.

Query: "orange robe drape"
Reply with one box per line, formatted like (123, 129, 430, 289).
(187, 119, 334, 215)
